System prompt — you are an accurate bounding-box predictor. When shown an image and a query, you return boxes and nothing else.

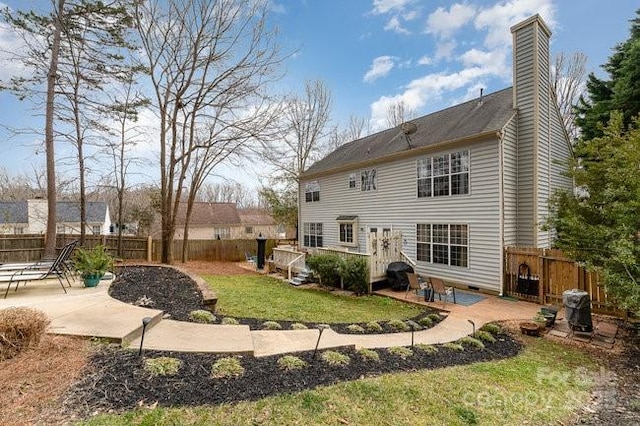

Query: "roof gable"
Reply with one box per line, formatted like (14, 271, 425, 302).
(304, 87, 515, 176)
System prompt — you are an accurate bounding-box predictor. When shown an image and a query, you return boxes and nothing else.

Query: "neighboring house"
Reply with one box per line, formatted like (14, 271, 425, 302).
(172, 202, 284, 240)
(298, 15, 573, 294)
(0, 199, 112, 235)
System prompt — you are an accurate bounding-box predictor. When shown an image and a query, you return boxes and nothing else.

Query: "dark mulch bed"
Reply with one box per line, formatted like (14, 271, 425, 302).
(65, 336, 521, 416)
(109, 266, 444, 334)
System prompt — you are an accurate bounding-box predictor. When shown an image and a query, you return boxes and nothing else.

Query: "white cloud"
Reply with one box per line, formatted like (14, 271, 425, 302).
(435, 40, 456, 60)
(267, 1, 286, 14)
(363, 55, 396, 83)
(371, 0, 413, 15)
(426, 3, 476, 39)
(384, 15, 410, 34)
(474, 0, 556, 48)
(459, 48, 509, 77)
(417, 55, 432, 66)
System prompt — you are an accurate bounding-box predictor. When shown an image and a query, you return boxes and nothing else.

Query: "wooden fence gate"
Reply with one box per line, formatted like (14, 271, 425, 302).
(504, 247, 625, 318)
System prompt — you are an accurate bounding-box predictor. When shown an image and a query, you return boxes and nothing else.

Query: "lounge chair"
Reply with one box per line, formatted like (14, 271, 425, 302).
(429, 277, 456, 307)
(0, 240, 79, 286)
(0, 252, 68, 298)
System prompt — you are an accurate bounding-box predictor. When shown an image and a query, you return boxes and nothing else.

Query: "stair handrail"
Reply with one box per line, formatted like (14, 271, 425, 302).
(288, 253, 305, 282)
(400, 251, 416, 267)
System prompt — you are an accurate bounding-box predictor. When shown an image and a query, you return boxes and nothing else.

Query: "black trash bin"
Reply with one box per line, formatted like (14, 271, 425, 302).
(563, 289, 593, 332)
(386, 262, 414, 291)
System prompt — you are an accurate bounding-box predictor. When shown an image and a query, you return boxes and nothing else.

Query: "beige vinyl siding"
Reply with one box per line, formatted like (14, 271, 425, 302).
(501, 115, 519, 246)
(536, 32, 551, 248)
(300, 138, 502, 292)
(513, 25, 536, 246)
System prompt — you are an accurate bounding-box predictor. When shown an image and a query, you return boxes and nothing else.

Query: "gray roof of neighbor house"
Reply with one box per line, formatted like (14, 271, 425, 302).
(176, 202, 242, 226)
(0, 201, 28, 224)
(0, 200, 108, 224)
(57, 201, 108, 222)
(303, 87, 516, 177)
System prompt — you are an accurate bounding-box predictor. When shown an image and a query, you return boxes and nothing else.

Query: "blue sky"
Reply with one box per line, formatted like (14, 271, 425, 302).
(0, 0, 637, 190)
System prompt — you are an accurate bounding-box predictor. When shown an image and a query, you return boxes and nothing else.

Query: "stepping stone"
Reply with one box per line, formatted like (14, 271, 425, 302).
(595, 322, 618, 338)
(572, 330, 593, 343)
(591, 339, 614, 349)
(549, 329, 569, 338)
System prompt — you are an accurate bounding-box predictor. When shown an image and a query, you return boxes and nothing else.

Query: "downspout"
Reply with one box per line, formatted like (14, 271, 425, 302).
(497, 129, 505, 297)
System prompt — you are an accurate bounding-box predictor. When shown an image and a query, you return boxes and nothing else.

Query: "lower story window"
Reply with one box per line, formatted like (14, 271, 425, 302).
(214, 227, 230, 239)
(303, 222, 323, 248)
(92, 225, 101, 235)
(416, 223, 468, 267)
(339, 223, 353, 243)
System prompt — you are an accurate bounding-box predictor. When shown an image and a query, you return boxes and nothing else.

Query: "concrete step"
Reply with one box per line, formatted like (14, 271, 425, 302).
(128, 320, 254, 354)
(289, 279, 303, 286)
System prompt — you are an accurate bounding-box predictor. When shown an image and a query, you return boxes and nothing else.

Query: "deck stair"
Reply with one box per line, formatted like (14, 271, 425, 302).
(289, 267, 312, 286)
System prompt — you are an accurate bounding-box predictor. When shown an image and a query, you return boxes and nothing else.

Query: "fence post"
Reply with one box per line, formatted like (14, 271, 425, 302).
(147, 236, 153, 262)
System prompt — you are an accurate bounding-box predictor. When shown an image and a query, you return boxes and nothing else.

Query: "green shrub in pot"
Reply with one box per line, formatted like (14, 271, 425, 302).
(74, 245, 114, 287)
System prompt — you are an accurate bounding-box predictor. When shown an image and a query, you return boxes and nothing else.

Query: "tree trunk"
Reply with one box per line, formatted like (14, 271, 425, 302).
(44, 0, 65, 257)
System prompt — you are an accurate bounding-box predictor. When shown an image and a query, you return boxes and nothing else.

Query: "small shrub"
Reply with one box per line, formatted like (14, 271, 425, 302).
(442, 342, 465, 352)
(388, 346, 414, 359)
(189, 310, 215, 324)
(387, 319, 410, 332)
(427, 313, 441, 322)
(365, 321, 383, 333)
(414, 343, 438, 354)
(321, 350, 350, 366)
(211, 357, 245, 378)
(341, 257, 369, 295)
(291, 322, 308, 330)
(144, 357, 181, 376)
(418, 316, 433, 328)
(457, 336, 485, 349)
(306, 254, 344, 288)
(277, 355, 308, 371)
(0, 307, 49, 360)
(406, 320, 422, 330)
(262, 321, 283, 330)
(480, 323, 501, 335)
(474, 330, 496, 343)
(357, 348, 380, 362)
(220, 317, 239, 325)
(346, 324, 365, 333)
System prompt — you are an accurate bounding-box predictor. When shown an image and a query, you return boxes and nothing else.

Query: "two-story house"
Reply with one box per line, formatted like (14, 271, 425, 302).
(298, 15, 572, 294)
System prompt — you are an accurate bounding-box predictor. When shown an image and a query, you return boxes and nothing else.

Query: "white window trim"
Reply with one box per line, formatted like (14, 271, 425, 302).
(303, 222, 323, 248)
(417, 150, 470, 198)
(337, 218, 358, 247)
(360, 168, 377, 192)
(416, 223, 469, 268)
(305, 181, 320, 202)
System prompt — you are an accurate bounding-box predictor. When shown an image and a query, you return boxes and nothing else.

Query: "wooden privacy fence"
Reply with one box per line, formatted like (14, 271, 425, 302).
(504, 247, 625, 317)
(0, 234, 278, 263)
(151, 239, 277, 262)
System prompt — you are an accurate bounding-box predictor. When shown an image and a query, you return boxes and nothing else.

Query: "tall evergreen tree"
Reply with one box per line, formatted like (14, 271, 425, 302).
(575, 10, 640, 141)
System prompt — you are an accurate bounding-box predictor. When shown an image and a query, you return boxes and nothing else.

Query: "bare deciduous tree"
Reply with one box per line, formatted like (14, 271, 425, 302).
(385, 99, 415, 128)
(133, 0, 284, 263)
(328, 114, 370, 151)
(551, 51, 587, 141)
(261, 79, 332, 187)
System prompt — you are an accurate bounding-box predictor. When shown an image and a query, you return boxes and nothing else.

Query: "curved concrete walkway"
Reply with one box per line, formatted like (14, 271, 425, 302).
(0, 274, 541, 357)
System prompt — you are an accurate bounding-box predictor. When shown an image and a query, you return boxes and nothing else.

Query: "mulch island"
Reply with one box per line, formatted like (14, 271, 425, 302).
(109, 265, 445, 334)
(72, 265, 523, 415)
(65, 337, 521, 416)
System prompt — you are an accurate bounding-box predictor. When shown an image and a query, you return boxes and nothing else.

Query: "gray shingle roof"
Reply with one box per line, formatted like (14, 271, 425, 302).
(57, 202, 108, 222)
(303, 87, 515, 177)
(0, 201, 28, 224)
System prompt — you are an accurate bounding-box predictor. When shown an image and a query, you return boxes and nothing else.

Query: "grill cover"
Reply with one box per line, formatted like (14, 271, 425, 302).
(386, 262, 414, 291)
(563, 289, 593, 332)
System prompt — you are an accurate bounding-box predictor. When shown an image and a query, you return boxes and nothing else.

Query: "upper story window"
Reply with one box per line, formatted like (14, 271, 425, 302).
(305, 181, 320, 202)
(361, 169, 377, 191)
(348, 173, 357, 189)
(417, 150, 469, 198)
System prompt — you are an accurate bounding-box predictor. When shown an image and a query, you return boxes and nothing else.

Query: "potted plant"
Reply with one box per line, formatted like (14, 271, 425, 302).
(74, 245, 114, 287)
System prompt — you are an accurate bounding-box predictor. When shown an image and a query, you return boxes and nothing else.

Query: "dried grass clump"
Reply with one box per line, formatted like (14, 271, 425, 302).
(0, 307, 50, 360)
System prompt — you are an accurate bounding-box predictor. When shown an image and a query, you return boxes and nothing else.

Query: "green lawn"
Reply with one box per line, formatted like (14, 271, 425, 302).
(204, 274, 423, 323)
(78, 337, 598, 425)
